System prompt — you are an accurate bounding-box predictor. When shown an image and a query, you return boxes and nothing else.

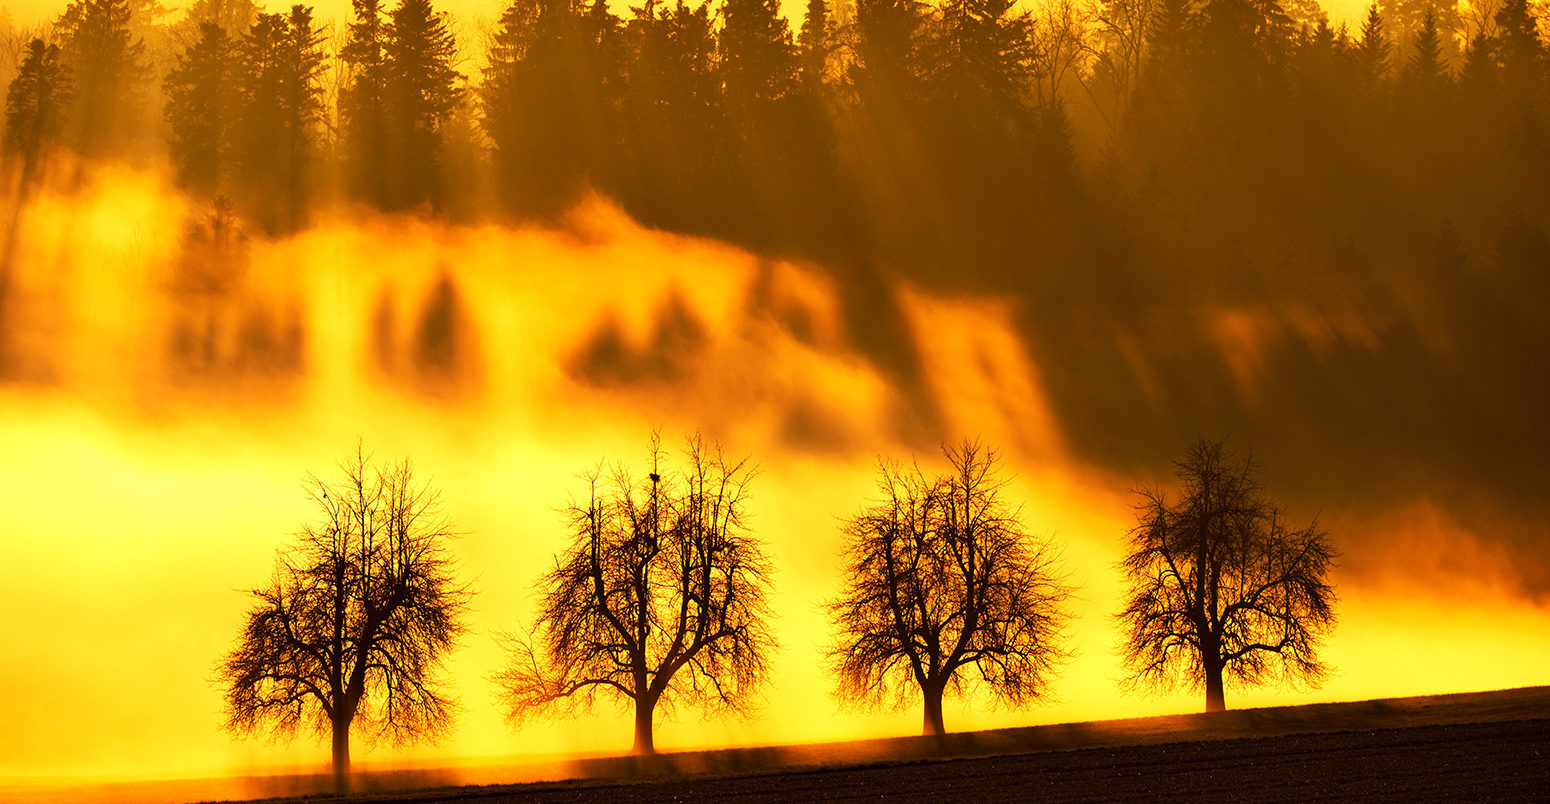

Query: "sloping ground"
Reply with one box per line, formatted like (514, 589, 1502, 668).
(308, 718, 1550, 802)
(3, 686, 1547, 803)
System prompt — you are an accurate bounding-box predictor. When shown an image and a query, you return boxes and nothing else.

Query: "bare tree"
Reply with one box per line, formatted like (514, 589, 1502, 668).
(826, 440, 1072, 737)
(1118, 438, 1337, 713)
(496, 433, 776, 755)
(217, 446, 468, 789)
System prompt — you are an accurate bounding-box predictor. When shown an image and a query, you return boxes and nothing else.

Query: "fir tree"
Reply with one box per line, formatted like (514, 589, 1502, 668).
(56, 0, 146, 156)
(798, 0, 829, 94)
(165, 22, 237, 194)
(851, 0, 927, 107)
(719, 0, 797, 110)
(5, 39, 74, 169)
(1355, 1, 1389, 90)
(1403, 8, 1446, 96)
(235, 5, 325, 232)
(482, 0, 619, 212)
(1493, 0, 1544, 99)
(383, 0, 463, 209)
(340, 0, 391, 205)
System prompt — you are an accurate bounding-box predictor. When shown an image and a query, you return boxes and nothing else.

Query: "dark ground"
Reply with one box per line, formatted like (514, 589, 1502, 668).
(235, 689, 1550, 803)
(6, 688, 1545, 803)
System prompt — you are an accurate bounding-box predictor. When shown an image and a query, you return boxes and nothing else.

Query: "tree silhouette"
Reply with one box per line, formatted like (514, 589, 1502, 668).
(1118, 438, 1337, 713)
(340, 0, 391, 205)
(165, 22, 237, 194)
(217, 446, 468, 789)
(4, 39, 73, 173)
(850, 0, 927, 107)
(171, 0, 258, 46)
(719, 0, 796, 110)
(826, 441, 1072, 737)
(56, 0, 145, 156)
(482, 0, 621, 213)
(234, 5, 325, 232)
(382, 0, 462, 209)
(616, 0, 720, 228)
(798, 0, 830, 94)
(1403, 8, 1448, 97)
(1493, 0, 1545, 100)
(496, 433, 775, 755)
(1354, 1, 1390, 90)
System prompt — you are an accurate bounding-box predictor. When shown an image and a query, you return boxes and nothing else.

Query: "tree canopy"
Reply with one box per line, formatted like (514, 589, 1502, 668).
(496, 433, 776, 754)
(1118, 438, 1337, 712)
(217, 446, 469, 786)
(826, 441, 1072, 736)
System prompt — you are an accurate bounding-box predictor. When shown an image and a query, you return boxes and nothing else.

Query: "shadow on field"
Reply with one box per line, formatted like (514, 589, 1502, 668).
(3, 687, 1547, 804)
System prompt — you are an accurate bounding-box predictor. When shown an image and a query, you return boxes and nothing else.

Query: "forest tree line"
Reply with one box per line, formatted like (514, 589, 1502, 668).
(5, 0, 1550, 524)
(1, 0, 1546, 244)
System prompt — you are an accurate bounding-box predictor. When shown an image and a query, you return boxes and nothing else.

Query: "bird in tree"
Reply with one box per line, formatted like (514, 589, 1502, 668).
(496, 432, 776, 755)
(826, 440, 1072, 737)
(217, 446, 469, 790)
(5, 39, 74, 174)
(1118, 438, 1337, 713)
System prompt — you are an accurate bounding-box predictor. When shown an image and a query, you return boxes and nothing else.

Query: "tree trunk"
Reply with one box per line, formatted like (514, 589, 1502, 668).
(1204, 661, 1226, 713)
(330, 718, 351, 792)
(632, 697, 655, 755)
(922, 682, 946, 737)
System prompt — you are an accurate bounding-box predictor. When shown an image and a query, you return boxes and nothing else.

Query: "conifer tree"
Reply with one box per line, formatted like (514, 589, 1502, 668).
(482, 0, 619, 212)
(4, 39, 73, 170)
(1403, 8, 1446, 95)
(173, 0, 258, 42)
(851, 0, 927, 108)
(340, 0, 391, 205)
(799, 0, 829, 94)
(617, 0, 720, 224)
(165, 22, 237, 194)
(382, 0, 462, 209)
(1493, 0, 1544, 99)
(927, 0, 1037, 122)
(56, 0, 145, 156)
(1355, 2, 1389, 90)
(719, 0, 797, 110)
(235, 5, 325, 232)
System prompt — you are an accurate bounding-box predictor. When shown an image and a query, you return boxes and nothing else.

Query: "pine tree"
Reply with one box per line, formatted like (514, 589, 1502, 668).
(56, 0, 146, 156)
(1403, 8, 1446, 96)
(1493, 0, 1544, 99)
(235, 5, 325, 232)
(927, 0, 1037, 121)
(340, 0, 391, 205)
(172, 0, 258, 41)
(1355, 1, 1389, 90)
(5, 39, 74, 169)
(165, 22, 237, 194)
(799, 0, 829, 94)
(482, 0, 619, 212)
(618, 0, 720, 224)
(383, 0, 463, 209)
(719, 0, 797, 110)
(851, 0, 926, 108)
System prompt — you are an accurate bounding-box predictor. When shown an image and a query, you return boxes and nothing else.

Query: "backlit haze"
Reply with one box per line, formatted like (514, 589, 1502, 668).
(1, 153, 1547, 785)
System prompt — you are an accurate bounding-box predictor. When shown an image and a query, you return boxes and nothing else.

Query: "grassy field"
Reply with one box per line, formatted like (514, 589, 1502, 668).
(4, 687, 1547, 803)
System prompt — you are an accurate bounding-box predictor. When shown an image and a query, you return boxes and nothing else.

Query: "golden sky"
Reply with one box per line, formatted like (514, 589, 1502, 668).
(0, 0, 1375, 36)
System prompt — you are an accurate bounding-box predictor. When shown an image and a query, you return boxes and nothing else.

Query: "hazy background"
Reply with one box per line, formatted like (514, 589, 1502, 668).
(0, 0, 1548, 786)
(0, 159, 1546, 783)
